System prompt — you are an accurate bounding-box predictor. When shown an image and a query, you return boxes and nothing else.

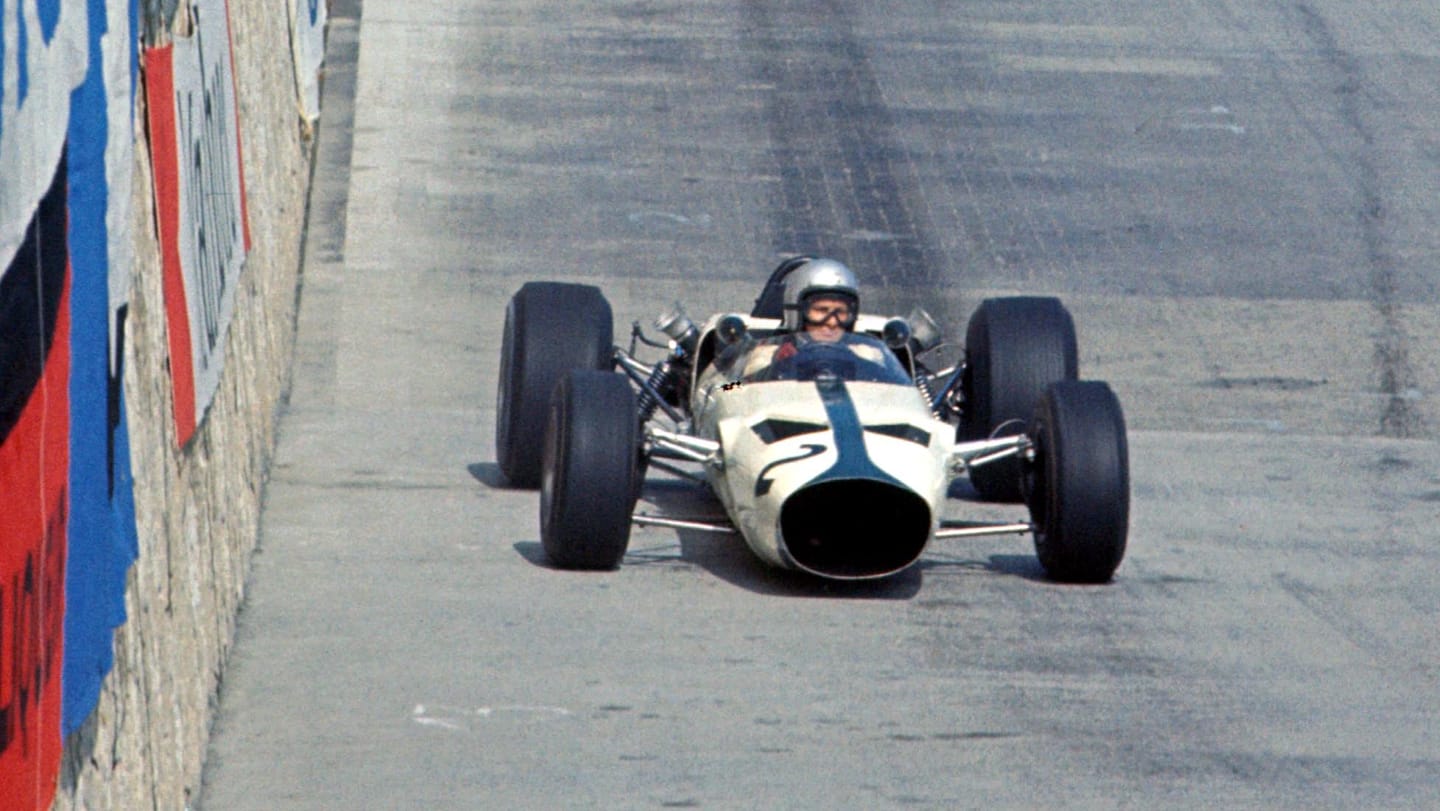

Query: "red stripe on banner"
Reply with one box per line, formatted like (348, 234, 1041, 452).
(223, 0, 253, 252)
(143, 44, 198, 445)
(0, 273, 71, 811)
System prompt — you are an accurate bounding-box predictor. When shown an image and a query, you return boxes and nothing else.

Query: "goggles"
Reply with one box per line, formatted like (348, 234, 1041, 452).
(803, 300, 856, 329)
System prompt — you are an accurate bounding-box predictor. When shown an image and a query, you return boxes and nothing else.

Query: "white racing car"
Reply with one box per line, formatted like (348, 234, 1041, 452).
(495, 257, 1129, 583)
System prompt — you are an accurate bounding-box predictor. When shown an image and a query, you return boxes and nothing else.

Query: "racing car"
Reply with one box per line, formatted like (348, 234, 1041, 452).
(495, 257, 1129, 583)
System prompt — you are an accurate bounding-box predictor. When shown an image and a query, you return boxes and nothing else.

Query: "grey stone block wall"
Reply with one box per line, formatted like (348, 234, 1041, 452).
(53, 4, 312, 809)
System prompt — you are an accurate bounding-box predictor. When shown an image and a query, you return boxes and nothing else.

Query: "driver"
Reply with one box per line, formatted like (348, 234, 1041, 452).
(741, 258, 883, 377)
(786, 260, 858, 343)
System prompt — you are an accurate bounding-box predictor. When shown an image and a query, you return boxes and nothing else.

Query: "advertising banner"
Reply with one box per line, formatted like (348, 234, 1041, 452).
(290, 0, 326, 122)
(2, 1, 140, 807)
(0, 0, 88, 272)
(145, 0, 251, 446)
(62, 0, 141, 741)
(0, 157, 71, 811)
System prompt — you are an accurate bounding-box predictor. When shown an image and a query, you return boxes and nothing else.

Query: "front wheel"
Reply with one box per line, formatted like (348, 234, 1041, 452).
(540, 370, 638, 569)
(496, 282, 614, 488)
(960, 296, 1078, 502)
(1026, 380, 1129, 583)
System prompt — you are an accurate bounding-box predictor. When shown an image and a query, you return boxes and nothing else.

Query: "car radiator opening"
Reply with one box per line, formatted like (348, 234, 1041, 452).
(779, 479, 931, 579)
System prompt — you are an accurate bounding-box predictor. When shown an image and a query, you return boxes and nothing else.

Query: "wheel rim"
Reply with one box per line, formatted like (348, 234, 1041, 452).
(1026, 418, 1054, 541)
(540, 398, 561, 537)
(497, 305, 516, 453)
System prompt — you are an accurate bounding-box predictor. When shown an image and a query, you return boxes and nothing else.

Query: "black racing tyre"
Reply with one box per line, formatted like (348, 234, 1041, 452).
(496, 282, 614, 487)
(959, 296, 1078, 502)
(540, 370, 638, 569)
(1026, 380, 1129, 584)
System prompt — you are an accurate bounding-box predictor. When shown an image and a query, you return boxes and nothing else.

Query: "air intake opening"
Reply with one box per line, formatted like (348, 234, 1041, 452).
(779, 480, 931, 579)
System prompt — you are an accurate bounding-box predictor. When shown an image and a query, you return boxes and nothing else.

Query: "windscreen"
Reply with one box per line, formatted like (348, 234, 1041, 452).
(739, 333, 912, 385)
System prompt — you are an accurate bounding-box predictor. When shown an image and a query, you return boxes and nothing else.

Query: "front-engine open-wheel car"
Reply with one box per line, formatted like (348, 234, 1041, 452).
(540, 369, 638, 569)
(1025, 380, 1129, 583)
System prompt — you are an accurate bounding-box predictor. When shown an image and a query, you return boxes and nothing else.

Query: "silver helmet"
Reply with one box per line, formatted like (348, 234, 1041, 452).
(781, 258, 860, 331)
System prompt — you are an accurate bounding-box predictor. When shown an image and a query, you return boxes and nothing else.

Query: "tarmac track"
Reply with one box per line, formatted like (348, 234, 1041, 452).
(199, 1, 1440, 808)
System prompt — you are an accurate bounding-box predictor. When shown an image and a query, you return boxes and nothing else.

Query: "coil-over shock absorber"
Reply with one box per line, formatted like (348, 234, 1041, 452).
(635, 303, 701, 422)
(636, 360, 676, 422)
(914, 373, 939, 417)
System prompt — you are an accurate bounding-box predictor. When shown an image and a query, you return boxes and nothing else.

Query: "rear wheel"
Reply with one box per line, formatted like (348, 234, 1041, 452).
(540, 371, 638, 569)
(960, 297, 1077, 502)
(496, 282, 613, 487)
(1026, 381, 1129, 583)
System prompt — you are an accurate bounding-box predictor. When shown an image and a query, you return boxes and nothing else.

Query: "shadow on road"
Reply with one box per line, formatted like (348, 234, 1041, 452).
(911, 553, 1049, 582)
(482, 462, 1045, 595)
(467, 461, 514, 489)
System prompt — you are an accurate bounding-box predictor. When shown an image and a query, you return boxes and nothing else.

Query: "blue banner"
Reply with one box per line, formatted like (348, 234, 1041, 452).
(62, 0, 140, 738)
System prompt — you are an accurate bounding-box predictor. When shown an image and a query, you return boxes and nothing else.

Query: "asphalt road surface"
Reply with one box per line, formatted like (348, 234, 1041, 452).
(199, 1, 1440, 808)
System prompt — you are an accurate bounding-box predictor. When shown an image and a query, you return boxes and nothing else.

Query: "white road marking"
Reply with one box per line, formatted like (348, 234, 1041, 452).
(1002, 55, 1221, 77)
(627, 210, 713, 228)
(411, 703, 573, 732)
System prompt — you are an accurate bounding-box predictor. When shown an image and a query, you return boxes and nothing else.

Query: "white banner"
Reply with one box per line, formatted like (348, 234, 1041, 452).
(0, 0, 89, 271)
(289, 0, 326, 122)
(172, 0, 249, 429)
(104, 0, 135, 362)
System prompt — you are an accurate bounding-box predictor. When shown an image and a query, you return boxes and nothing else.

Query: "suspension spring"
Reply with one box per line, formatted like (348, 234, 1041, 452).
(915, 374, 939, 418)
(636, 361, 676, 422)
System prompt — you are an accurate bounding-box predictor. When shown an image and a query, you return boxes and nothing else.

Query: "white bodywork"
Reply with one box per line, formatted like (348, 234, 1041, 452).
(684, 315, 960, 579)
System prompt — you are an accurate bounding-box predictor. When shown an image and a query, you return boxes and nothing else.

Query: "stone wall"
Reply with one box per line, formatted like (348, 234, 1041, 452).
(53, 4, 312, 808)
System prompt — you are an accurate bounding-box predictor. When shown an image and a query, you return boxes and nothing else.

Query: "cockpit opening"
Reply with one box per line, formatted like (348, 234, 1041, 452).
(723, 333, 913, 386)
